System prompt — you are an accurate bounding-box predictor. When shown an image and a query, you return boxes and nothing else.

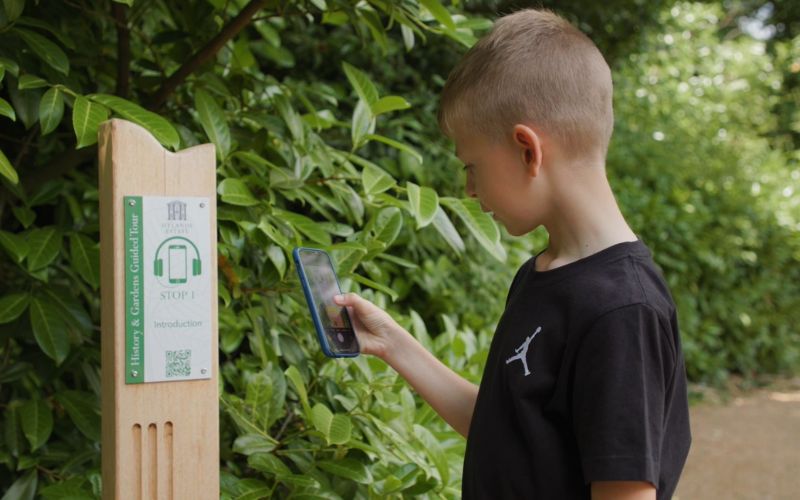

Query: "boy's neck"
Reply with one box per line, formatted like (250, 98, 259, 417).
(536, 157, 637, 272)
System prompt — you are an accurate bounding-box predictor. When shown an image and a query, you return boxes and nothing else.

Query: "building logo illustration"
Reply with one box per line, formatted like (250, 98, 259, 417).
(505, 326, 542, 376)
(167, 200, 187, 221)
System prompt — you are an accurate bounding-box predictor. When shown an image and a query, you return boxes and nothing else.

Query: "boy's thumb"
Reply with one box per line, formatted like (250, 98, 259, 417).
(333, 293, 355, 305)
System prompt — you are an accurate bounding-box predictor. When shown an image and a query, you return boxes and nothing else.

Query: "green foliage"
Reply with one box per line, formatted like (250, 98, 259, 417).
(609, 2, 800, 383)
(0, 0, 504, 497)
(0, 0, 797, 497)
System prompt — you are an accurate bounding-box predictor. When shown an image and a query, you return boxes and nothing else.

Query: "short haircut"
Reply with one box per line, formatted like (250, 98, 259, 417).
(438, 9, 614, 160)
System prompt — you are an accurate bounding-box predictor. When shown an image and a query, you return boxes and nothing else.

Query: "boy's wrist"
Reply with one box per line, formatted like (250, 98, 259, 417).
(380, 321, 418, 368)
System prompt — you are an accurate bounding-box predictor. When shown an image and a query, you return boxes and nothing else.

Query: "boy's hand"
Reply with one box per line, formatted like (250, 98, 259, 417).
(333, 293, 401, 360)
(335, 292, 479, 438)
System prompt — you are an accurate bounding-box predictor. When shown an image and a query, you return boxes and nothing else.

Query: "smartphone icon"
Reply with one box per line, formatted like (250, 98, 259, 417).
(293, 247, 359, 358)
(168, 245, 187, 284)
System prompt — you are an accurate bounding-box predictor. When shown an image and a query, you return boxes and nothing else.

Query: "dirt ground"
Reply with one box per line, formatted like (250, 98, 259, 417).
(673, 376, 800, 500)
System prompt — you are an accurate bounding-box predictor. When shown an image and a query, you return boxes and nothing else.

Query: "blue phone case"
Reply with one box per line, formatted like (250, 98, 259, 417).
(293, 247, 360, 358)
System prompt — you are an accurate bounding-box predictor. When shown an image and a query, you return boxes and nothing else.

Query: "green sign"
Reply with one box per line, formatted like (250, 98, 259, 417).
(125, 196, 144, 384)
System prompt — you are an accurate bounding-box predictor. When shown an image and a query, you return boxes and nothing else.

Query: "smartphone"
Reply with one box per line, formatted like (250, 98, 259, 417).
(168, 245, 187, 284)
(293, 247, 360, 358)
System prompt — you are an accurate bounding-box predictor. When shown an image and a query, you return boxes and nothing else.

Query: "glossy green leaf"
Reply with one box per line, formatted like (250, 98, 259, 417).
(0, 293, 30, 324)
(364, 133, 422, 164)
(351, 98, 375, 149)
(1, 470, 37, 500)
(257, 218, 291, 248)
(0, 97, 16, 121)
(20, 399, 53, 451)
(38, 87, 64, 135)
(361, 162, 396, 196)
(342, 61, 379, 105)
(274, 209, 331, 246)
(0, 230, 29, 262)
(55, 391, 100, 441)
(376, 252, 418, 269)
(277, 474, 319, 489)
(330, 241, 368, 274)
(72, 95, 109, 148)
(89, 94, 179, 150)
(38, 478, 94, 499)
(328, 413, 352, 445)
(317, 458, 370, 483)
(11, 205, 35, 228)
(0, 148, 18, 185)
(254, 20, 280, 46)
(16, 28, 69, 75)
(401, 24, 415, 51)
(419, 0, 456, 31)
(233, 434, 277, 455)
(431, 206, 464, 253)
(14, 17, 77, 50)
(29, 295, 70, 365)
(442, 197, 505, 262)
(248, 452, 292, 477)
(266, 245, 286, 278)
(194, 88, 231, 160)
(414, 423, 449, 485)
(39, 286, 92, 333)
(310, 402, 333, 439)
(17, 74, 48, 89)
(69, 233, 100, 290)
(26, 227, 61, 271)
(273, 94, 304, 144)
(218, 178, 258, 206)
(372, 95, 411, 115)
(406, 182, 439, 228)
(350, 273, 398, 301)
(284, 365, 311, 417)
(0, 362, 31, 384)
(3, 0, 25, 21)
(372, 206, 403, 246)
(322, 11, 349, 25)
(0, 56, 19, 77)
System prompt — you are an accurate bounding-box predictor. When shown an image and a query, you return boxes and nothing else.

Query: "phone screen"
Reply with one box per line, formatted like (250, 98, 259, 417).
(296, 249, 358, 356)
(168, 245, 187, 284)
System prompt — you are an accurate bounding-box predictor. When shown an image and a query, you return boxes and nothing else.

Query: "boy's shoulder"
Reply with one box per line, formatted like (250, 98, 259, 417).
(508, 239, 675, 321)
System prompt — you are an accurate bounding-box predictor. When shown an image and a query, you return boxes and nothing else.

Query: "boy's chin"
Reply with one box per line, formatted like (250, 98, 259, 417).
(503, 220, 539, 237)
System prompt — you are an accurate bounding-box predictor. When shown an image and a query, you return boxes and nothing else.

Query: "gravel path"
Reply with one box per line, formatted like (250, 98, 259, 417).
(673, 377, 800, 500)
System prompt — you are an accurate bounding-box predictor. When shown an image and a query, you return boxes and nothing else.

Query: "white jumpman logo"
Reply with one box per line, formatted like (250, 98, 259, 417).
(505, 327, 542, 376)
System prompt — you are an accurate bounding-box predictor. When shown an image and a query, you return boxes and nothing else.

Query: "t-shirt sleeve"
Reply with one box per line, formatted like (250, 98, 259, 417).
(571, 303, 676, 487)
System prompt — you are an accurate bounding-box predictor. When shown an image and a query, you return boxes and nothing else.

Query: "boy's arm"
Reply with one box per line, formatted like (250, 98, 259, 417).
(334, 293, 479, 438)
(591, 481, 656, 500)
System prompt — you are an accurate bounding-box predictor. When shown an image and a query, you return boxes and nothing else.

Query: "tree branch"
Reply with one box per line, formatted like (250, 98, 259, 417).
(1, 0, 270, 203)
(147, 0, 270, 110)
(113, 2, 131, 99)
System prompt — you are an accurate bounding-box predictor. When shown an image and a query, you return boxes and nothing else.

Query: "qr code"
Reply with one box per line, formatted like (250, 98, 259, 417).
(166, 349, 191, 378)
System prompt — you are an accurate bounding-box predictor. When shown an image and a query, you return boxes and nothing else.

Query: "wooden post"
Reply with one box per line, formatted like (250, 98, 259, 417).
(99, 119, 219, 499)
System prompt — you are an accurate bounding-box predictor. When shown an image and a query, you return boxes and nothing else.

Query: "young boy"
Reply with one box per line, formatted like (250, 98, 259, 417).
(334, 8, 691, 500)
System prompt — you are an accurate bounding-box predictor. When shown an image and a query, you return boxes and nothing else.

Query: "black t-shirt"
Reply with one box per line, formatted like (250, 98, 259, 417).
(462, 240, 691, 499)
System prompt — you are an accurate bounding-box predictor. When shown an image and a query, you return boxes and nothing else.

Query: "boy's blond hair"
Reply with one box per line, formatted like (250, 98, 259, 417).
(438, 9, 614, 160)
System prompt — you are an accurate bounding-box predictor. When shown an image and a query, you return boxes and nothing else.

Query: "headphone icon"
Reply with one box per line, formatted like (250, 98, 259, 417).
(153, 236, 202, 278)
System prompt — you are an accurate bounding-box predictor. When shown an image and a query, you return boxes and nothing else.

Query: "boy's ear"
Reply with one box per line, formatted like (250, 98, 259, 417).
(512, 124, 543, 177)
